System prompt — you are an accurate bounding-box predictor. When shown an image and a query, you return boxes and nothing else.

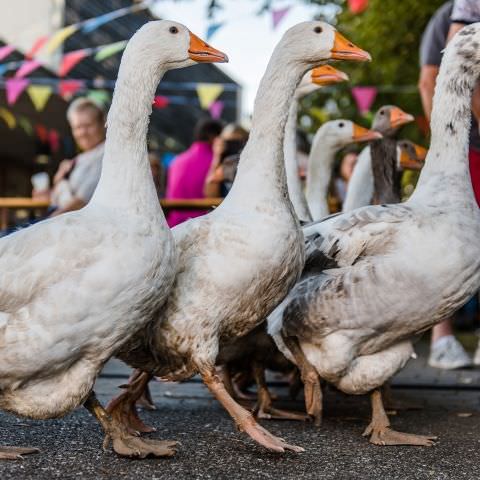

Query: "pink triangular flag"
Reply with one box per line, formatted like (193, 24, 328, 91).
(153, 95, 169, 109)
(348, 0, 369, 14)
(58, 79, 85, 100)
(0, 45, 15, 62)
(209, 100, 224, 119)
(59, 50, 89, 77)
(272, 6, 291, 29)
(351, 86, 377, 114)
(6, 78, 29, 105)
(26, 36, 49, 59)
(15, 60, 42, 78)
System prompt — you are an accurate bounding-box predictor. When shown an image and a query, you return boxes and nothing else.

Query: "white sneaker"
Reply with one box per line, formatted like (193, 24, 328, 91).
(428, 336, 473, 370)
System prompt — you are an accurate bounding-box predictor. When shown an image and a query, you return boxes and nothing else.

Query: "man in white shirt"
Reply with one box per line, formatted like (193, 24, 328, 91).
(49, 97, 106, 216)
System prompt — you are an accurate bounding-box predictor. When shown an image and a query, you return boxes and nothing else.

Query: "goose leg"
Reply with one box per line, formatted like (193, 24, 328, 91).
(363, 389, 436, 447)
(85, 391, 177, 458)
(252, 362, 309, 421)
(201, 367, 304, 453)
(106, 370, 156, 434)
(0, 446, 39, 461)
(282, 335, 323, 426)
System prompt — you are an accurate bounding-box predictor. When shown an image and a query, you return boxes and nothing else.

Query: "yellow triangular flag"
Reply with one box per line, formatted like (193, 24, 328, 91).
(45, 25, 77, 53)
(0, 107, 16, 129)
(27, 85, 53, 112)
(196, 83, 224, 109)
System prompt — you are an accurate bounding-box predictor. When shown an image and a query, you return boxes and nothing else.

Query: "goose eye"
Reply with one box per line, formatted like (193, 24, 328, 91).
(338, 122, 344, 128)
(169, 26, 179, 34)
(380, 110, 385, 115)
(314, 26, 322, 34)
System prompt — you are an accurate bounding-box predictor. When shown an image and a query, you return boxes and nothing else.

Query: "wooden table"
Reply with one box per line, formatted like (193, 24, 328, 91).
(0, 197, 223, 230)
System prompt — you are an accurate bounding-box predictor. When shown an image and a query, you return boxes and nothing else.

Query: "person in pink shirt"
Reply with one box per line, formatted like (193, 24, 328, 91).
(166, 119, 223, 227)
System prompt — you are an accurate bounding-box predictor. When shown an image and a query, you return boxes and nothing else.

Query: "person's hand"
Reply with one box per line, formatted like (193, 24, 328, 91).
(53, 159, 74, 184)
(32, 189, 51, 202)
(210, 165, 225, 183)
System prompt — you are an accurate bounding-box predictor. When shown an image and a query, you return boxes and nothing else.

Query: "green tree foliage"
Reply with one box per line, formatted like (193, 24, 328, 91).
(299, 0, 445, 143)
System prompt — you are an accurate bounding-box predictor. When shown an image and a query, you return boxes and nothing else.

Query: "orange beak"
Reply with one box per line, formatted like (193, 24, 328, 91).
(413, 143, 428, 161)
(188, 31, 228, 63)
(352, 123, 383, 142)
(390, 107, 414, 129)
(331, 31, 371, 62)
(400, 146, 424, 171)
(311, 65, 349, 86)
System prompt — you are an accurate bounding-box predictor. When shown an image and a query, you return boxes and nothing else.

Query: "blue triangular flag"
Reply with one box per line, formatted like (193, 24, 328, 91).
(206, 22, 224, 41)
(81, 8, 129, 34)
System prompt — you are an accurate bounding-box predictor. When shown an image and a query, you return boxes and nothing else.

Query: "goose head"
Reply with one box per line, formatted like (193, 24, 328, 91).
(279, 21, 370, 72)
(124, 20, 228, 72)
(295, 66, 349, 99)
(319, 119, 382, 149)
(372, 105, 414, 136)
(396, 140, 426, 171)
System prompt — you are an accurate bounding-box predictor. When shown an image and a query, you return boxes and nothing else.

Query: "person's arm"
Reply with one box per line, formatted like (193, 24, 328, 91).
(53, 159, 74, 185)
(418, 65, 439, 123)
(446, 22, 466, 42)
(49, 197, 86, 217)
(204, 165, 224, 198)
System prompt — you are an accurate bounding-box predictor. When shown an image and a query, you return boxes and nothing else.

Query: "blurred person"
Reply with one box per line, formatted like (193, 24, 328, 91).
(418, 0, 480, 369)
(49, 97, 106, 217)
(148, 151, 166, 198)
(166, 118, 223, 227)
(204, 123, 249, 198)
(334, 151, 358, 205)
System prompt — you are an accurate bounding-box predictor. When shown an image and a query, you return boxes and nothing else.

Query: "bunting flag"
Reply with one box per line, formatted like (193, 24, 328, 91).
(208, 100, 224, 119)
(58, 79, 85, 100)
(206, 22, 224, 41)
(153, 95, 169, 109)
(26, 36, 49, 59)
(0, 45, 15, 62)
(87, 89, 111, 107)
(15, 60, 42, 78)
(196, 83, 224, 109)
(18, 115, 33, 136)
(93, 40, 127, 62)
(27, 85, 53, 111)
(45, 25, 78, 54)
(6, 78, 29, 105)
(0, 107, 16, 129)
(49, 129, 60, 153)
(81, 6, 135, 34)
(348, 0, 369, 14)
(272, 6, 291, 29)
(59, 50, 89, 77)
(351, 86, 377, 114)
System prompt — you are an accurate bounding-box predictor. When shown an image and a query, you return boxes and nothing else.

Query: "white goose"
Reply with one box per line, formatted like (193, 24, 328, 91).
(109, 21, 371, 453)
(305, 119, 381, 220)
(343, 105, 414, 211)
(284, 65, 349, 222)
(0, 21, 227, 460)
(269, 24, 480, 446)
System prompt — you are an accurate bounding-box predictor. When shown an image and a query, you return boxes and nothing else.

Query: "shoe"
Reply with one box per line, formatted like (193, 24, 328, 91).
(428, 336, 473, 370)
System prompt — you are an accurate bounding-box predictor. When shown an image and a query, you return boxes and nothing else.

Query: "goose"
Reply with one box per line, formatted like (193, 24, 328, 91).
(343, 105, 414, 211)
(108, 21, 371, 453)
(285, 65, 349, 222)
(268, 24, 480, 445)
(305, 119, 382, 220)
(0, 20, 228, 460)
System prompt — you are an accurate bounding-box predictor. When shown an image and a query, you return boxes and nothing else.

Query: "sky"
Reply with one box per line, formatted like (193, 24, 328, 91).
(152, 0, 337, 117)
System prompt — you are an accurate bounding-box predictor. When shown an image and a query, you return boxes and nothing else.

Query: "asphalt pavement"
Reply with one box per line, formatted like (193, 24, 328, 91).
(1, 341, 480, 480)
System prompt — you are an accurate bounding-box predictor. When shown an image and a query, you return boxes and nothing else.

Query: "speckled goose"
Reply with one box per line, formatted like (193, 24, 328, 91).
(0, 21, 227, 460)
(268, 24, 480, 446)
(110, 21, 371, 453)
